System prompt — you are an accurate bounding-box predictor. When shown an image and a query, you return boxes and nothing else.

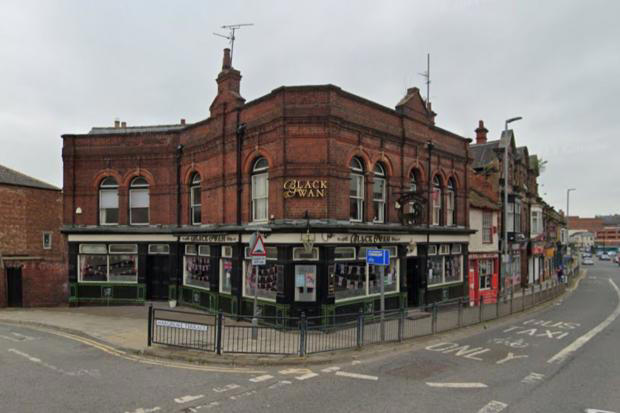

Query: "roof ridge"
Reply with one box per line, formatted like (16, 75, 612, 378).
(0, 164, 60, 190)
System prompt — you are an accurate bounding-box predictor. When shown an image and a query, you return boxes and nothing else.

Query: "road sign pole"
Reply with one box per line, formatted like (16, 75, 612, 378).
(379, 264, 385, 342)
(252, 262, 258, 339)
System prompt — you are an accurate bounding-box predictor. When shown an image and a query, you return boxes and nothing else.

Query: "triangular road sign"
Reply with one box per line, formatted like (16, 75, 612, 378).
(250, 233, 267, 256)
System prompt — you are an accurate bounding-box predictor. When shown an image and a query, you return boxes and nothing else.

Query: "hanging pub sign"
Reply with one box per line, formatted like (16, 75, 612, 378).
(283, 179, 327, 199)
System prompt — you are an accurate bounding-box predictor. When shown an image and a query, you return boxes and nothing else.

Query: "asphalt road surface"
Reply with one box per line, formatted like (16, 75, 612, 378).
(1, 261, 619, 413)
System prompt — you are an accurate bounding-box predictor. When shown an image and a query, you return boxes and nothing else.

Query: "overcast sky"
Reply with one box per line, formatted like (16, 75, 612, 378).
(1, 0, 618, 217)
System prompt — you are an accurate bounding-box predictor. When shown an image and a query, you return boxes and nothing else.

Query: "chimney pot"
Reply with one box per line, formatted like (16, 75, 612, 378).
(121, 121, 127, 128)
(180, 118, 186, 125)
(222, 48, 232, 69)
(475, 120, 489, 144)
(114, 119, 120, 128)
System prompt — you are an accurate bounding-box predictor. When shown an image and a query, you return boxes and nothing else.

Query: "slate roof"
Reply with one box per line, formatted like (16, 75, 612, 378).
(0, 164, 60, 191)
(470, 140, 500, 169)
(469, 189, 500, 210)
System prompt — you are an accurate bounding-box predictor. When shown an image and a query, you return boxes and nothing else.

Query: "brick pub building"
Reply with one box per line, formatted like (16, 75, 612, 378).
(62, 49, 473, 319)
(1, 165, 67, 307)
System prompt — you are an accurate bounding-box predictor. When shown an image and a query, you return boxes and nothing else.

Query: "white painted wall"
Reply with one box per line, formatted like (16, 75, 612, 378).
(469, 208, 499, 253)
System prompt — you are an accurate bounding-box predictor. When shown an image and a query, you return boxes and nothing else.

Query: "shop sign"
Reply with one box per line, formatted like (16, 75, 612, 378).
(179, 234, 238, 243)
(155, 319, 208, 332)
(283, 179, 327, 198)
(545, 248, 555, 258)
(532, 245, 544, 255)
(336, 233, 402, 244)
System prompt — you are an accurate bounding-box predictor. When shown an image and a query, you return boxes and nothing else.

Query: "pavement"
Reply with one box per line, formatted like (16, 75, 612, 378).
(0, 274, 580, 368)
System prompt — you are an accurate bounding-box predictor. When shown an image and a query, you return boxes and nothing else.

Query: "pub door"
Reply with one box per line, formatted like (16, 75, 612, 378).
(7, 267, 23, 307)
(146, 255, 169, 300)
(406, 257, 422, 307)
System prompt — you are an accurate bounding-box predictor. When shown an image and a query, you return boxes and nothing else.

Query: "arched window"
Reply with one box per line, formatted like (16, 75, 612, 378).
(446, 178, 456, 226)
(190, 173, 201, 225)
(349, 157, 364, 222)
(432, 175, 442, 226)
(251, 157, 268, 222)
(129, 176, 149, 225)
(408, 169, 419, 215)
(373, 163, 386, 223)
(99, 177, 118, 225)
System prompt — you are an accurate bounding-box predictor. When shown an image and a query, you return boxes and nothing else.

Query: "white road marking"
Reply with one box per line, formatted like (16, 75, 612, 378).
(585, 409, 617, 413)
(335, 371, 378, 381)
(477, 400, 508, 413)
(521, 372, 545, 384)
(213, 384, 240, 393)
(279, 368, 312, 375)
(548, 279, 620, 364)
(425, 342, 491, 361)
(174, 395, 204, 404)
(125, 408, 161, 413)
(229, 390, 256, 400)
(11, 332, 35, 340)
(295, 372, 319, 381)
(181, 402, 220, 412)
(321, 366, 341, 373)
(8, 348, 100, 377)
(268, 380, 292, 389)
(496, 352, 528, 365)
(426, 382, 487, 388)
(0, 335, 22, 342)
(351, 360, 361, 365)
(249, 374, 274, 383)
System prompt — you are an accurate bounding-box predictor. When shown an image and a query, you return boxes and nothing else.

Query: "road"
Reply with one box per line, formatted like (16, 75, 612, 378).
(1, 261, 618, 413)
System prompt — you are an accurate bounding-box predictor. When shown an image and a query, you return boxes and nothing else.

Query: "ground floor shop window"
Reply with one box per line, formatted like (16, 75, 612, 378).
(294, 265, 316, 302)
(220, 259, 233, 294)
(479, 259, 493, 290)
(78, 244, 138, 283)
(368, 260, 399, 295)
(183, 245, 215, 290)
(243, 246, 281, 301)
(330, 260, 367, 300)
(428, 244, 463, 287)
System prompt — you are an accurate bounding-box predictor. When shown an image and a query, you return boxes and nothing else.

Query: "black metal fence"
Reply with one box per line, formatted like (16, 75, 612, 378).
(148, 280, 566, 356)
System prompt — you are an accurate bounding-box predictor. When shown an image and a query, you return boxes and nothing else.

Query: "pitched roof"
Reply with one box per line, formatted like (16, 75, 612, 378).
(469, 188, 500, 210)
(470, 140, 500, 169)
(0, 164, 60, 191)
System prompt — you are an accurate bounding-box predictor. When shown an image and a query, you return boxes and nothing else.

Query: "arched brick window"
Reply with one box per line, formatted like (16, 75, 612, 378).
(251, 157, 269, 222)
(446, 178, 456, 226)
(432, 175, 443, 226)
(373, 163, 386, 223)
(349, 157, 365, 222)
(99, 177, 118, 225)
(190, 173, 201, 225)
(129, 176, 149, 225)
(407, 169, 420, 215)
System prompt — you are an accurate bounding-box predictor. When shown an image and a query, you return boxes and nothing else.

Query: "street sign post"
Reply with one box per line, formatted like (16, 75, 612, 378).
(249, 232, 266, 339)
(366, 249, 390, 341)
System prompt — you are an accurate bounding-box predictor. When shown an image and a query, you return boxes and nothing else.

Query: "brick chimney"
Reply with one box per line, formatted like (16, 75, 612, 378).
(475, 120, 488, 144)
(209, 48, 245, 117)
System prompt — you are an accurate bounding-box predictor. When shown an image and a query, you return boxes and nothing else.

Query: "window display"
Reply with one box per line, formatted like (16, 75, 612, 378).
(109, 255, 138, 282)
(220, 258, 233, 294)
(294, 265, 316, 302)
(78, 243, 138, 283)
(184, 255, 213, 289)
(428, 245, 463, 287)
(368, 260, 398, 295)
(444, 255, 462, 283)
(243, 262, 283, 301)
(330, 261, 367, 300)
(79, 255, 108, 282)
(479, 259, 493, 290)
(428, 256, 444, 286)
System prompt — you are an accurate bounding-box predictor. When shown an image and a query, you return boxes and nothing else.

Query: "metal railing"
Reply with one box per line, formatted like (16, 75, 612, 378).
(148, 280, 566, 356)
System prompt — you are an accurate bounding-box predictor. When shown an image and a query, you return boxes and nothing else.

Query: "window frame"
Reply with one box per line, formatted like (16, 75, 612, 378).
(349, 157, 365, 222)
(77, 243, 138, 284)
(482, 211, 493, 243)
(190, 173, 201, 225)
(446, 179, 456, 226)
(42, 232, 52, 250)
(129, 176, 149, 225)
(251, 158, 269, 223)
(99, 177, 119, 226)
(479, 259, 493, 290)
(432, 175, 442, 226)
(372, 163, 386, 223)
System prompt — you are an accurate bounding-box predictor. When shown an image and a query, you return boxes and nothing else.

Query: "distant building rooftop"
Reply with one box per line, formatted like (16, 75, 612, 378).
(0, 164, 60, 191)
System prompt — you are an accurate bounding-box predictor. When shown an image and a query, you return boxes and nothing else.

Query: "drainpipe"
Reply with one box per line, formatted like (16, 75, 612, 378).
(425, 140, 434, 306)
(175, 144, 184, 227)
(236, 109, 246, 226)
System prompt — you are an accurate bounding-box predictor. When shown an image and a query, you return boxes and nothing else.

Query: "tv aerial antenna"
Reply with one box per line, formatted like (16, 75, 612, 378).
(418, 53, 431, 109)
(213, 23, 254, 64)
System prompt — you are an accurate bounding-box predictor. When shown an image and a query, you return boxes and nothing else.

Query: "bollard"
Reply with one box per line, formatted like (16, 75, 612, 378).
(299, 312, 307, 356)
(147, 304, 153, 347)
(432, 303, 438, 334)
(458, 298, 463, 328)
(216, 312, 223, 355)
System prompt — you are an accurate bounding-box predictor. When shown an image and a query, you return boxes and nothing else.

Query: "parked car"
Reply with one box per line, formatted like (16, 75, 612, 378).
(583, 257, 594, 265)
(600, 253, 610, 260)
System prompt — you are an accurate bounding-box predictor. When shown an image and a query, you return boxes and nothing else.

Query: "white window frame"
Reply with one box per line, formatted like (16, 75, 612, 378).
(432, 176, 442, 226)
(251, 158, 269, 223)
(506, 202, 515, 233)
(99, 177, 119, 226)
(42, 232, 52, 250)
(293, 247, 319, 261)
(129, 177, 149, 225)
(373, 164, 386, 223)
(350, 157, 365, 222)
(148, 244, 170, 255)
(514, 198, 522, 233)
(479, 259, 493, 290)
(482, 211, 493, 243)
(190, 173, 201, 225)
(446, 180, 455, 226)
(334, 247, 356, 261)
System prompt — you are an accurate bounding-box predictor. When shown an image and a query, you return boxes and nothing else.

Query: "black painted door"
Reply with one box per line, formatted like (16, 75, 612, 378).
(7, 267, 23, 307)
(407, 257, 421, 307)
(146, 256, 169, 300)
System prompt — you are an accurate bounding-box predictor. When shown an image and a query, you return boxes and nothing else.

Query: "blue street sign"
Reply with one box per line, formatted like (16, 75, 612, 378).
(366, 249, 390, 266)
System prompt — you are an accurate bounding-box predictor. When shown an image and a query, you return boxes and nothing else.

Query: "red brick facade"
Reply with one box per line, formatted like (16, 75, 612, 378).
(0, 183, 67, 307)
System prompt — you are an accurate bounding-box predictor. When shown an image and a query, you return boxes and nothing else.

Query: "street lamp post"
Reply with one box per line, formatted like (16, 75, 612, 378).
(501, 116, 522, 294)
(566, 187, 576, 260)
(425, 140, 434, 306)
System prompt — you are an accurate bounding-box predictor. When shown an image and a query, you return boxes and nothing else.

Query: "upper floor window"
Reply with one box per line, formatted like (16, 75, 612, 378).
(482, 211, 493, 243)
(446, 178, 456, 226)
(99, 177, 119, 225)
(531, 210, 542, 236)
(373, 163, 386, 223)
(129, 177, 149, 225)
(514, 198, 522, 233)
(190, 173, 201, 225)
(432, 176, 442, 226)
(349, 157, 364, 222)
(407, 169, 419, 215)
(251, 157, 268, 222)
